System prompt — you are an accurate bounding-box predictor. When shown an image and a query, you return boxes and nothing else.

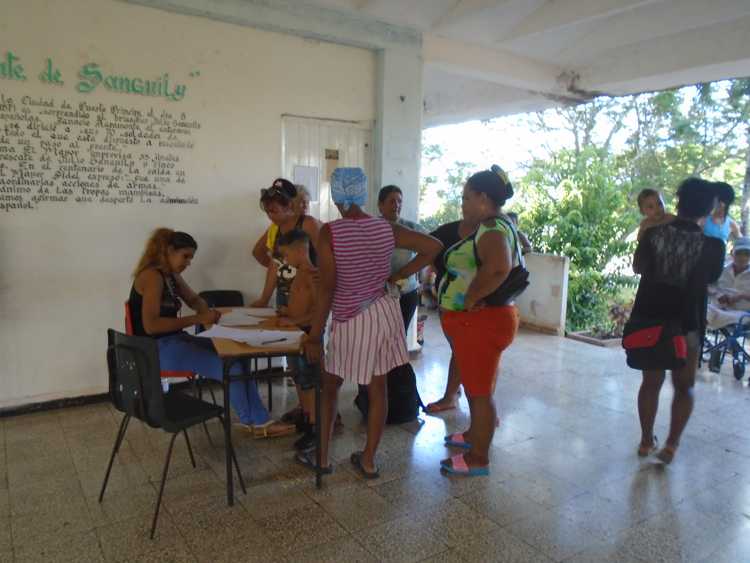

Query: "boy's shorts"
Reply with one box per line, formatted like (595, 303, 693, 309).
(287, 354, 318, 390)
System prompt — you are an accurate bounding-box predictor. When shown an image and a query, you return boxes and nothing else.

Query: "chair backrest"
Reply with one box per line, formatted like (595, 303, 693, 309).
(107, 329, 167, 428)
(124, 302, 134, 335)
(199, 290, 244, 308)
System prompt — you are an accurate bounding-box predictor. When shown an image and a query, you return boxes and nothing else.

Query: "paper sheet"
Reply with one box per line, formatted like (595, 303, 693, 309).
(218, 308, 276, 326)
(197, 325, 303, 348)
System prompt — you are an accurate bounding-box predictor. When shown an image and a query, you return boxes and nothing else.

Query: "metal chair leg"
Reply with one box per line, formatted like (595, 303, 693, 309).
(183, 430, 196, 468)
(230, 442, 247, 494)
(267, 357, 273, 412)
(99, 414, 131, 503)
(150, 433, 178, 540)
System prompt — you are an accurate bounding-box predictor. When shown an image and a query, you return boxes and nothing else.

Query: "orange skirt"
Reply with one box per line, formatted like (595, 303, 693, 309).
(440, 306, 519, 397)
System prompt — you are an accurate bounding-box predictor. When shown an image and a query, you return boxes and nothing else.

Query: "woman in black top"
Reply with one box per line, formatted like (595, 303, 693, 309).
(424, 217, 479, 414)
(129, 228, 295, 437)
(632, 178, 725, 463)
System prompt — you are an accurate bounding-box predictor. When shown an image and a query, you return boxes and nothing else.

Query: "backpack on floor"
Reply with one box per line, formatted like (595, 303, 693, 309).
(354, 363, 424, 424)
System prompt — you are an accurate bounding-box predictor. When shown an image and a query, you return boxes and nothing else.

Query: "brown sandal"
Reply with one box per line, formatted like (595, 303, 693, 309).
(253, 421, 296, 439)
(638, 436, 658, 457)
(656, 444, 677, 464)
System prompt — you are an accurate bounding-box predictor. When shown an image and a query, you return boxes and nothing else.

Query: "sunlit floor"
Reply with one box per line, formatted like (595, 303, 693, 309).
(2, 312, 750, 562)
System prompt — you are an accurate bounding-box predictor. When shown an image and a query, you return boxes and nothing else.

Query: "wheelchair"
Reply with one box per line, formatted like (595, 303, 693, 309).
(702, 313, 750, 381)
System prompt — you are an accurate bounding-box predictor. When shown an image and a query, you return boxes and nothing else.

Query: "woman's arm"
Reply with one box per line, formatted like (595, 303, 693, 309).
(251, 262, 278, 307)
(304, 225, 335, 363)
(252, 230, 271, 268)
(302, 215, 322, 255)
(173, 273, 209, 313)
(389, 224, 442, 284)
(464, 230, 512, 311)
(139, 270, 217, 335)
(730, 220, 741, 240)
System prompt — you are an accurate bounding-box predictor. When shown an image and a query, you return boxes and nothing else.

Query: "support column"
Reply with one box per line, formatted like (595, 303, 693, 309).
(372, 46, 424, 222)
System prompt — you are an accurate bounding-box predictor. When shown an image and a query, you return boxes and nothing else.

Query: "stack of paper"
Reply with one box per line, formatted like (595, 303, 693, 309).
(198, 325, 303, 348)
(218, 308, 276, 327)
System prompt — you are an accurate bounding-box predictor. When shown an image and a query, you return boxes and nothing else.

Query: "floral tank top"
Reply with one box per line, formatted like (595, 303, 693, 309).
(438, 217, 517, 312)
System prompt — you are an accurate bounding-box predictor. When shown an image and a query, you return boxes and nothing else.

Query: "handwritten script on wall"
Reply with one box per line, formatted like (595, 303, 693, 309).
(0, 93, 201, 212)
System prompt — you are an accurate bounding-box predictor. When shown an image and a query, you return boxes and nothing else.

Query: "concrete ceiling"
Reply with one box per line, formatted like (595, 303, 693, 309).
(301, 0, 750, 126)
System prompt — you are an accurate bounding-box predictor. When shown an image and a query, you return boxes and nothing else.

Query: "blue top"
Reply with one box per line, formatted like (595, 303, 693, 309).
(704, 215, 731, 242)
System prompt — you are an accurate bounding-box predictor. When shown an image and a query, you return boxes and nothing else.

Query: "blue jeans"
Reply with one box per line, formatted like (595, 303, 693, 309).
(157, 333, 271, 426)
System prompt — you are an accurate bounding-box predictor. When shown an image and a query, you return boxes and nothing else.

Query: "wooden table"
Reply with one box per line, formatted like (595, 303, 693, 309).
(208, 314, 324, 505)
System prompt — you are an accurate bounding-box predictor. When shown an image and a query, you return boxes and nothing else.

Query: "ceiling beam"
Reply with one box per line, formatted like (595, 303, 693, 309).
(424, 34, 588, 101)
(578, 13, 750, 94)
(432, 0, 514, 29)
(501, 0, 663, 42)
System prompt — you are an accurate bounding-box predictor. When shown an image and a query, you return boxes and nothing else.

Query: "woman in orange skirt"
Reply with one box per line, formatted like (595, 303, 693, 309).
(438, 165, 521, 476)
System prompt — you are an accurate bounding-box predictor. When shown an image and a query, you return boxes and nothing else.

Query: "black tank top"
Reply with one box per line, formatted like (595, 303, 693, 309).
(128, 271, 182, 338)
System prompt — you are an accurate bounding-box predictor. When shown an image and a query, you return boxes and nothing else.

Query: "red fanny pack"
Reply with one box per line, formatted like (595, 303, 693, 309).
(622, 320, 687, 370)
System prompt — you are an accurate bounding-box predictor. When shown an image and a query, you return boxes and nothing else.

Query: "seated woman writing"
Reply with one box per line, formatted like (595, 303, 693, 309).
(128, 228, 295, 438)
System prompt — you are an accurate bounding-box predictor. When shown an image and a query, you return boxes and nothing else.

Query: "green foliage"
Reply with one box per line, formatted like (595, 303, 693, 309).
(420, 79, 750, 333)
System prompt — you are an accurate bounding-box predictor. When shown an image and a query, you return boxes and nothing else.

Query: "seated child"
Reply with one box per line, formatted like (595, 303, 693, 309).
(637, 188, 675, 240)
(262, 229, 319, 451)
(707, 237, 750, 329)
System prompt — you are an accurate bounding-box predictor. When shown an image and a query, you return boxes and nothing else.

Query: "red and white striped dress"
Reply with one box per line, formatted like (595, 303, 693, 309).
(325, 216, 409, 384)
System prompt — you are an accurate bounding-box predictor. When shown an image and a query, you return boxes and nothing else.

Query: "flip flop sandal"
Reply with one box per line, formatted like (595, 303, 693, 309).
(253, 421, 296, 439)
(295, 451, 333, 474)
(440, 454, 489, 477)
(444, 432, 472, 449)
(350, 451, 379, 480)
(425, 401, 456, 414)
(656, 445, 677, 465)
(637, 435, 658, 457)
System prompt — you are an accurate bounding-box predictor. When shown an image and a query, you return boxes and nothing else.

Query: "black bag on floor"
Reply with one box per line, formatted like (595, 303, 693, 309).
(354, 363, 424, 424)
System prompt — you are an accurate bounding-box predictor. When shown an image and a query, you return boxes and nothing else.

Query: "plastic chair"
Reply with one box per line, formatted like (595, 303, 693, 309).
(125, 302, 216, 443)
(100, 329, 246, 539)
(198, 290, 244, 308)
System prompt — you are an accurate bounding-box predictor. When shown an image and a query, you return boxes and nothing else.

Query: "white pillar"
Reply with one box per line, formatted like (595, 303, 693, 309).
(372, 46, 424, 222)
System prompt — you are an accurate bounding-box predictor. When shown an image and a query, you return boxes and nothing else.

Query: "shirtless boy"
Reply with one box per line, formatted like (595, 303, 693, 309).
(263, 229, 319, 451)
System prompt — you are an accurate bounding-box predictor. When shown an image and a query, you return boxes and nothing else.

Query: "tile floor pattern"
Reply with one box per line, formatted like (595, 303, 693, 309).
(2, 312, 750, 562)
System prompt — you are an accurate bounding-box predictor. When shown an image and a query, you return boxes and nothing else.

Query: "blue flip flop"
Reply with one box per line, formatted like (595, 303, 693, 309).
(444, 432, 472, 449)
(440, 454, 489, 477)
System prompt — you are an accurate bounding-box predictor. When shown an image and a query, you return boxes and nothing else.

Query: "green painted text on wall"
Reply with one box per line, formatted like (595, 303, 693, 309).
(0, 51, 189, 101)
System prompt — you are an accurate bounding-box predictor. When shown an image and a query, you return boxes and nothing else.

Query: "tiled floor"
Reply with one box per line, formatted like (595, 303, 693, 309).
(2, 312, 750, 562)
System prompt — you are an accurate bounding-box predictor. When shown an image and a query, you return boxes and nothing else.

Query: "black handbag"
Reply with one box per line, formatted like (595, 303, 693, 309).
(473, 217, 530, 306)
(622, 317, 687, 370)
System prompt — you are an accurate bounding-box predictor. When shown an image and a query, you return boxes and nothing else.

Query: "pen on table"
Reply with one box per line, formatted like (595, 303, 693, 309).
(261, 338, 287, 345)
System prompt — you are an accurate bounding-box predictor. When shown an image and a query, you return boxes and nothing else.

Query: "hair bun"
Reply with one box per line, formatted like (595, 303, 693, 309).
(490, 164, 513, 200)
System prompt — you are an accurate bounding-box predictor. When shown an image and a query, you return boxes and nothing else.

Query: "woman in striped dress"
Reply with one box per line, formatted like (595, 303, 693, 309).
(298, 168, 442, 478)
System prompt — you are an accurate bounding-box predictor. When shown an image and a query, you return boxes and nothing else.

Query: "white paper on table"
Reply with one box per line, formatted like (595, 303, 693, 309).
(217, 308, 276, 326)
(197, 325, 303, 348)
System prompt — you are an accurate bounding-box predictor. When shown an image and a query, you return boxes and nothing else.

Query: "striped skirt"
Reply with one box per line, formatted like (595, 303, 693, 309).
(324, 294, 409, 385)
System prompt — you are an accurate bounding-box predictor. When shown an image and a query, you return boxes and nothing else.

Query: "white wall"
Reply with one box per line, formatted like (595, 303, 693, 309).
(0, 0, 376, 408)
(516, 253, 570, 336)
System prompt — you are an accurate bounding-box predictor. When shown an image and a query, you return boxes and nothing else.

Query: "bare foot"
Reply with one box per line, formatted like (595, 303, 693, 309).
(425, 397, 457, 413)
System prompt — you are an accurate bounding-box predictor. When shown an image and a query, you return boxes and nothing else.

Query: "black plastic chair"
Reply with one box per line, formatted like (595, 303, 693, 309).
(198, 290, 244, 309)
(100, 329, 246, 539)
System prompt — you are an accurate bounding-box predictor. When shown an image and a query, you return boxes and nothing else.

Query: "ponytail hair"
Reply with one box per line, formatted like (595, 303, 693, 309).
(133, 228, 197, 277)
(467, 164, 514, 208)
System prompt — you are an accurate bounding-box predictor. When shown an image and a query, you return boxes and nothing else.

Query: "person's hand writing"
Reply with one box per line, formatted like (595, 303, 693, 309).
(197, 309, 221, 325)
(250, 298, 268, 308)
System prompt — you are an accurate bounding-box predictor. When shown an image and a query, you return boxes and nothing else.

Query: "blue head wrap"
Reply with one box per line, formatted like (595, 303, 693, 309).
(330, 167, 367, 211)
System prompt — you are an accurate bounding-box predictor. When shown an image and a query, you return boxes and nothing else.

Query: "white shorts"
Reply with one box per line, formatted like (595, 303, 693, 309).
(324, 294, 408, 385)
(707, 304, 750, 330)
